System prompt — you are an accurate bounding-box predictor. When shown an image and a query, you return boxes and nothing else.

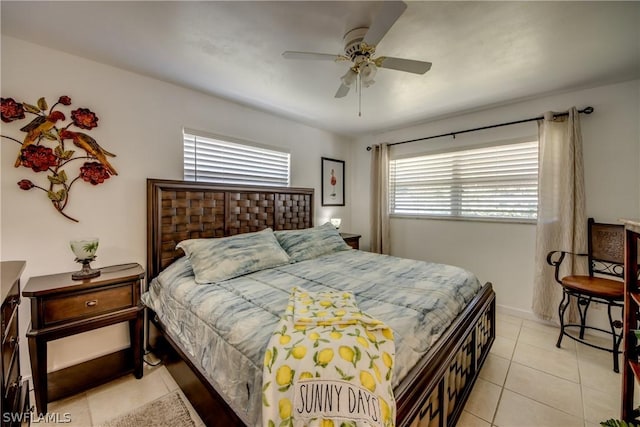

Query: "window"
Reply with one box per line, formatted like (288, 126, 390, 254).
(183, 131, 290, 186)
(389, 140, 538, 221)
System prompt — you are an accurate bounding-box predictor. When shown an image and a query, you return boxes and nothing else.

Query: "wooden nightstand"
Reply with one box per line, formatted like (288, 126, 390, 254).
(22, 263, 144, 415)
(340, 232, 361, 250)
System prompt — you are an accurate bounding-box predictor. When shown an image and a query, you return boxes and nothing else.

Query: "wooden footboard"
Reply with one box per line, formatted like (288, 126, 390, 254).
(399, 282, 495, 427)
(148, 282, 495, 427)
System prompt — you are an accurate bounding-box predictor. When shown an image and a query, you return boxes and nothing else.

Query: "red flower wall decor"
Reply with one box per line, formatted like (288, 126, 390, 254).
(1, 95, 117, 222)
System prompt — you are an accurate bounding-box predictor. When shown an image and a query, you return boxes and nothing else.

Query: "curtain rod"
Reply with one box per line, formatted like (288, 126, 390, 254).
(365, 106, 594, 151)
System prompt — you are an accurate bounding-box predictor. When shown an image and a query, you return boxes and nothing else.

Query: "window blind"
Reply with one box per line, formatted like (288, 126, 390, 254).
(184, 132, 290, 186)
(390, 140, 538, 221)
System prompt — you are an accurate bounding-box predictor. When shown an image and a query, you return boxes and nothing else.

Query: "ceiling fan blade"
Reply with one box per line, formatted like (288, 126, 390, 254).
(377, 56, 432, 74)
(335, 83, 351, 98)
(282, 51, 342, 61)
(362, 1, 407, 46)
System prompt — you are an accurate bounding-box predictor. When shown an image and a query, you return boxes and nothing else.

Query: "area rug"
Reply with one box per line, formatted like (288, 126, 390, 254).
(101, 392, 196, 427)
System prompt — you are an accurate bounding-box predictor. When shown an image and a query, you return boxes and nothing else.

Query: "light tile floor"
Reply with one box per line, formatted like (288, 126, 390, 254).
(32, 312, 625, 426)
(29, 363, 205, 426)
(460, 312, 626, 427)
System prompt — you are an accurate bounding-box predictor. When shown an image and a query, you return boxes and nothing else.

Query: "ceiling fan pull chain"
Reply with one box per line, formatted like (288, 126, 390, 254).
(358, 73, 362, 117)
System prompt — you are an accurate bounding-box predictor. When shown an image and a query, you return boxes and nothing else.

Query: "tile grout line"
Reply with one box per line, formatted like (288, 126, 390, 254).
(575, 343, 623, 426)
(87, 391, 95, 427)
(489, 321, 522, 427)
(493, 321, 587, 426)
(575, 341, 588, 426)
(473, 315, 621, 426)
(529, 326, 587, 424)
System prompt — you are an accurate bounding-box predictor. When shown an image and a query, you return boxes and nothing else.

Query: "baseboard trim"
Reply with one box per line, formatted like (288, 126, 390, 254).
(496, 304, 613, 343)
(496, 304, 557, 325)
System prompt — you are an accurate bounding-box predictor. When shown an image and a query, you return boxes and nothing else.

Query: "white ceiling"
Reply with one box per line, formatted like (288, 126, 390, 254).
(2, 1, 639, 136)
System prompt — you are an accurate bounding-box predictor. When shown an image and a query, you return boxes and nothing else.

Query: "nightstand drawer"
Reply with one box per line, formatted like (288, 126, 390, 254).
(43, 283, 134, 325)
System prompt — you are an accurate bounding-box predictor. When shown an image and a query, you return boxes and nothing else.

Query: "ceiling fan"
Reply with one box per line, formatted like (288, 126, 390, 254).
(282, 1, 432, 102)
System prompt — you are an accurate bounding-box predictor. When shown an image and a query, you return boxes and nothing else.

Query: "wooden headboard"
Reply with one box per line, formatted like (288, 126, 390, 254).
(147, 179, 314, 281)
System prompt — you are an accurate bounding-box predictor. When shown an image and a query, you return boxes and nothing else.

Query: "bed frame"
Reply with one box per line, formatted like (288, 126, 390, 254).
(146, 178, 495, 427)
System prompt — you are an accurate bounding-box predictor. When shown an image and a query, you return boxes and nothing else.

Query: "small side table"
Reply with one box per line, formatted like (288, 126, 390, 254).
(340, 232, 361, 250)
(23, 263, 144, 415)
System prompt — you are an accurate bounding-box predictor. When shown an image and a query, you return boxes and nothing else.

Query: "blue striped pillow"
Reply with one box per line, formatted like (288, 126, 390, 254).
(275, 222, 351, 262)
(176, 228, 291, 284)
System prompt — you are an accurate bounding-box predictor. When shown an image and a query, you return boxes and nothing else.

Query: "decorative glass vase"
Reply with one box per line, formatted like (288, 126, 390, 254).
(70, 238, 100, 280)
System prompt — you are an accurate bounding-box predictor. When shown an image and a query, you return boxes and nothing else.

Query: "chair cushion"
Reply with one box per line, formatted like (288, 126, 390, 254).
(561, 275, 624, 299)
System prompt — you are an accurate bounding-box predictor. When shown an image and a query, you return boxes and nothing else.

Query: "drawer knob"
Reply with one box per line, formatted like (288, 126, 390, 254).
(85, 299, 98, 307)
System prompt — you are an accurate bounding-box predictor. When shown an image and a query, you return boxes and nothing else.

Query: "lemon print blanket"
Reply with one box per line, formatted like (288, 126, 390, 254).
(262, 287, 396, 427)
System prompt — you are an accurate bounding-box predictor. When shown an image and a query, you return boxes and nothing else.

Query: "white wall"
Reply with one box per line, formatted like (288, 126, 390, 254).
(350, 79, 640, 318)
(1, 37, 353, 375)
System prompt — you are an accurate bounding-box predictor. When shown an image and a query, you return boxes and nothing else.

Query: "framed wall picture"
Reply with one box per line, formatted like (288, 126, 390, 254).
(321, 157, 345, 206)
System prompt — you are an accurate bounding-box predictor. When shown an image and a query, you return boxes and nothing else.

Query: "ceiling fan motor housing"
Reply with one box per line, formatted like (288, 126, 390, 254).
(343, 27, 371, 61)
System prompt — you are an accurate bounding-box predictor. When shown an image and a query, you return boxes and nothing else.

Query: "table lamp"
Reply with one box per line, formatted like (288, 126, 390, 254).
(70, 238, 100, 280)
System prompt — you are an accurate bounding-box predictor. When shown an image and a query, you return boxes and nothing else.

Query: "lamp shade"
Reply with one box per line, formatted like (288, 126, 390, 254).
(340, 69, 357, 87)
(330, 218, 342, 229)
(70, 238, 99, 260)
(360, 62, 377, 88)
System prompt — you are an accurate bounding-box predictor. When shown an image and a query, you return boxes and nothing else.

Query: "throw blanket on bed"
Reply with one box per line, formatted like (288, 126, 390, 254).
(262, 287, 396, 427)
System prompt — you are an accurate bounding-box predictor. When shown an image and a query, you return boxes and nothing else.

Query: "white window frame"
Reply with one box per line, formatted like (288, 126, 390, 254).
(389, 138, 539, 223)
(183, 129, 290, 187)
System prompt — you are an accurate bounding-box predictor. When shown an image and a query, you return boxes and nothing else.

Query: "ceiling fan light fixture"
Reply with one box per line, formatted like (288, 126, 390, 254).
(341, 68, 357, 87)
(360, 62, 377, 87)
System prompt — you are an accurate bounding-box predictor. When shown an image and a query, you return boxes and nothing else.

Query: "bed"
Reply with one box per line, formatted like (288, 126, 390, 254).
(145, 178, 495, 427)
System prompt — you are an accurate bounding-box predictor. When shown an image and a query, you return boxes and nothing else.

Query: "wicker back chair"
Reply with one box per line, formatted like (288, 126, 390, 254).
(546, 218, 624, 372)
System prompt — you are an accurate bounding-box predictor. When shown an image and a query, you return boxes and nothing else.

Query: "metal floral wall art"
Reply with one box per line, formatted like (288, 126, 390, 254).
(1, 95, 117, 222)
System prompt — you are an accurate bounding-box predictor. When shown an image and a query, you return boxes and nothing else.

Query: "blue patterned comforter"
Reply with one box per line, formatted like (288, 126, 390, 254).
(142, 250, 482, 426)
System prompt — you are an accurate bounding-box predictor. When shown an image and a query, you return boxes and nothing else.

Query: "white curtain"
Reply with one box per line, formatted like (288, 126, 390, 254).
(371, 143, 390, 254)
(532, 107, 588, 322)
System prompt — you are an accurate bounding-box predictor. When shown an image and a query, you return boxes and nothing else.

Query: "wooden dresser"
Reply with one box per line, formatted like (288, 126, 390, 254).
(1, 261, 29, 427)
